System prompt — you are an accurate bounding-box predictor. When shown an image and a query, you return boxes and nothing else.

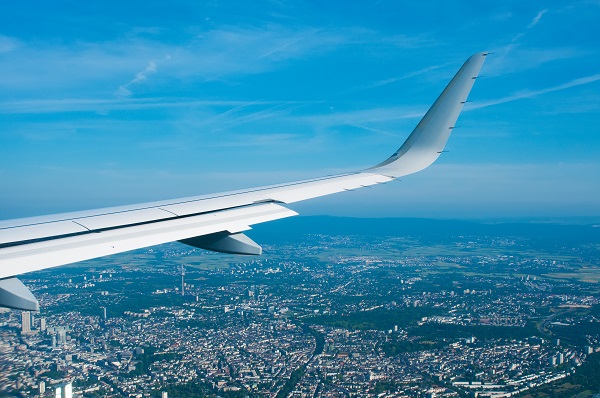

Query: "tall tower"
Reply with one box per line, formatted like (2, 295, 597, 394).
(54, 382, 72, 398)
(57, 330, 67, 345)
(64, 382, 72, 398)
(21, 311, 31, 333)
(181, 265, 185, 296)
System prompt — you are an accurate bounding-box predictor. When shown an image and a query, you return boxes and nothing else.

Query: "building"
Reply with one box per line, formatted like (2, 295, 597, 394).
(40, 317, 46, 332)
(21, 311, 30, 333)
(57, 330, 67, 345)
(39, 381, 45, 394)
(55, 382, 72, 398)
(64, 383, 72, 398)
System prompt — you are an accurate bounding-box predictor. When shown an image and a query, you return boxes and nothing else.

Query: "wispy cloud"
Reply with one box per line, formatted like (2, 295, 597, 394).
(469, 73, 600, 109)
(116, 61, 158, 97)
(0, 24, 433, 98)
(493, 8, 552, 69)
(528, 9, 548, 28)
(362, 64, 447, 89)
(295, 106, 424, 127)
(0, 35, 19, 53)
(0, 97, 314, 115)
(379, 33, 436, 49)
(485, 47, 582, 76)
(258, 28, 324, 59)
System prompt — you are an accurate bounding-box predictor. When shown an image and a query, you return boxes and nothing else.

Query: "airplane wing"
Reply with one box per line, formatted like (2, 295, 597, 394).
(0, 53, 487, 311)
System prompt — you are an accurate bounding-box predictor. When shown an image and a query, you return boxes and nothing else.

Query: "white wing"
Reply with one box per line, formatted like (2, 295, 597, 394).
(0, 53, 487, 310)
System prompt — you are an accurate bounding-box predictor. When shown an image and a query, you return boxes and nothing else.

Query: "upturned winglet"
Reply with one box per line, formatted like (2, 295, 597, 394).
(371, 52, 488, 177)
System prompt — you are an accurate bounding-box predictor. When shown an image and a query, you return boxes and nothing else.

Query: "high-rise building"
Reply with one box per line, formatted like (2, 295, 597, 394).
(40, 317, 47, 332)
(55, 382, 72, 398)
(181, 265, 185, 296)
(39, 381, 46, 394)
(57, 330, 67, 345)
(162, 392, 168, 398)
(21, 311, 31, 333)
(64, 382, 72, 398)
(102, 307, 107, 320)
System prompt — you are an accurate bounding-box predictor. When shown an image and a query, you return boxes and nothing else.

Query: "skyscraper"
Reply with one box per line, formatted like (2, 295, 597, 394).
(54, 382, 72, 398)
(57, 330, 67, 345)
(21, 311, 30, 333)
(64, 382, 72, 398)
(181, 265, 185, 296)
(40, 317, 46, 332)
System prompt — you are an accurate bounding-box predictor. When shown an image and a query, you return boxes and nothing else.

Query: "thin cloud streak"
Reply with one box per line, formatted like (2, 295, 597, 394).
(361, 64, 447, 90)
(0, 25, 434, 96)
(296, 107, 425, 127)
(469, 73, 600, 109)
(116, 61, 158, 97)
(528, 9, 548, 28)
(0, 98, 314, 114)
(497, 8, 551, 67)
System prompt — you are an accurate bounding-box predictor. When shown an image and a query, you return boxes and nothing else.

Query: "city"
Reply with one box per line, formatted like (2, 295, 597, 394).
(1, 217, 599, 397)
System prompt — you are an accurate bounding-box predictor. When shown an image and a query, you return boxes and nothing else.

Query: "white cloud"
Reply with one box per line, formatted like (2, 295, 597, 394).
(494, 8, 553, 69)
(115, 86, 132, 97)
(293, 106, 424, 131)
(116, 61, 158, 97)
(469, 73, 600, 109)
(484, 47, 582, 76)
(0, 98, 308, 115)
(361, 63, 447, 89)
(0, 25, 431, 97)
(0, 35, 19, 53)
(528, 9, 548, 28)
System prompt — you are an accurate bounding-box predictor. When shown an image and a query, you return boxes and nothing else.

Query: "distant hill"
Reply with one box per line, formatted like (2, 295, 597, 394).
(250, 216, 600, 246)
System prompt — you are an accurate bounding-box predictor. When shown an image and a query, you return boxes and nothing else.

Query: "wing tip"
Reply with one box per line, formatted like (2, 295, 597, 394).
(370, 52, 487, 177)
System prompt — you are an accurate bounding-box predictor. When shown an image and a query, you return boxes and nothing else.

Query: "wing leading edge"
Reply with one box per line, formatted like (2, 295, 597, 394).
(0, 53, 487, 310)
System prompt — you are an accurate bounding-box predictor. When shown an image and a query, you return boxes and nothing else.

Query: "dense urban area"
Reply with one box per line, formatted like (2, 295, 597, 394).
(1, 217, 599, 397)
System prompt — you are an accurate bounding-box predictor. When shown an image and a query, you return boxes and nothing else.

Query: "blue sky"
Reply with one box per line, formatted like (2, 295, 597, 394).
(1, 1, 599, 220)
